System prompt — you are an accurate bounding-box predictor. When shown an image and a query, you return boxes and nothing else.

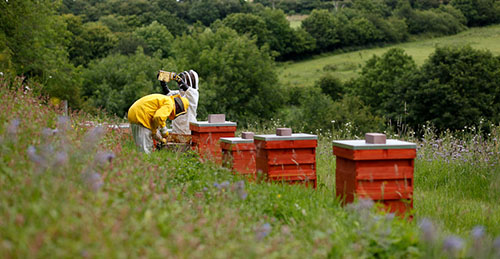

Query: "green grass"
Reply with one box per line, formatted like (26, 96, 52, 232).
(278, 24, 500, 87)
(2, 77, 500, 257)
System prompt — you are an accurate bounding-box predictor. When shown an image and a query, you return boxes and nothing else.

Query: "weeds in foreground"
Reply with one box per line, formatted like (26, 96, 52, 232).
(2, 77, 500, 257)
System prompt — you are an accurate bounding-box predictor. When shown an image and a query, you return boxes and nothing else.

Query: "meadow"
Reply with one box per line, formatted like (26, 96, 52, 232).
(278, 24, 500, 87)
(1, 76, 500, 258)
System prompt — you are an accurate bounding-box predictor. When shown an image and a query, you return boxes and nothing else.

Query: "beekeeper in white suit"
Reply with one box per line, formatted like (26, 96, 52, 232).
(159, 70, 199, 134)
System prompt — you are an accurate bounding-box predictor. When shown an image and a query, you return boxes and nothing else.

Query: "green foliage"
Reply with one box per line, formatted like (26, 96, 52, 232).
(349, 48, 417, 122)
(301, 9, 340, 51)
(279, 86, 384, 134)
(81, 48, 170, 116)
(221, 13, 270, 48)
(69, 22, 118, 67)
(220, 8, 315, 58)
(315, 74, 344, 101)
(0, 0, 82, 107)
(397, 3, 467, 35)
(171, 27, 284, 124)
(451, 0, 500, 26)
(133, 21, 174, 58)
(352, 0, 392, 17)
(407, 46, 500, 131)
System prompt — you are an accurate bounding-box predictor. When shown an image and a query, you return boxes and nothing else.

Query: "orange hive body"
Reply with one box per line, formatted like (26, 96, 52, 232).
(332, 139, 417, 215)
(190, 121, 237, 163)
(254, 133, 318, 188)
(220, 137, 256, 178)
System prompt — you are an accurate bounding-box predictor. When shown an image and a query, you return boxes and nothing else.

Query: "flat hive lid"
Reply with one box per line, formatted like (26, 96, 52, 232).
(220, 137, 254, 144)
(254, 133, 317, 141)
(332, 139, 416, 150)
(190, 121, 237, 127)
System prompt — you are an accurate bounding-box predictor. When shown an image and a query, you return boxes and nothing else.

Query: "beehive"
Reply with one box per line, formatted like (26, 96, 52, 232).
(220, 133, 256, 177)
(190, 121, 237, 162)
(332, 136, 416, 215)
(254, 132, 317, 188)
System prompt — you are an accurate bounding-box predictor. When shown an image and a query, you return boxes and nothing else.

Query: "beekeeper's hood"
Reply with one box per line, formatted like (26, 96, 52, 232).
(169, 95, 189, 120)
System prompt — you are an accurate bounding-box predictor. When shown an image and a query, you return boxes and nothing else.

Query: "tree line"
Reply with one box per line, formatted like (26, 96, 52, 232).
(1, 0, 499, 133)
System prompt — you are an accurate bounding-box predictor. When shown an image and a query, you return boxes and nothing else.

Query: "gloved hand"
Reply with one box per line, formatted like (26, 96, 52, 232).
(160, 81, 170, 95)
(178, 78, 189, 91)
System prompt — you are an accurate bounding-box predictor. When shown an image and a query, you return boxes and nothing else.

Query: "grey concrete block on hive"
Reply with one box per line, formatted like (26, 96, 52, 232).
(241, 132, 254, 139)
(365, 133, 386, 144)
(208, 114, 225, 123)
(276, 128, 292, 136)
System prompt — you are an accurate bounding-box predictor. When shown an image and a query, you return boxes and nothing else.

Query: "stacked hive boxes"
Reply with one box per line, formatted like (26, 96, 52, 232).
(333, 133, 416, 215)
(190, 114, 236, 163)
(254, 128, 318, 188)
(220, 132, 256, 178)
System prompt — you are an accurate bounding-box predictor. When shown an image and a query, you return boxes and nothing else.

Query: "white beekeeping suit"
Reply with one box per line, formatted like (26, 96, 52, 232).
(168, 70, 199, 135)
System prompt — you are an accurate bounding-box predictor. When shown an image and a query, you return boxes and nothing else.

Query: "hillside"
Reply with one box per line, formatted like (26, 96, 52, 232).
(278, 25, 500, 87)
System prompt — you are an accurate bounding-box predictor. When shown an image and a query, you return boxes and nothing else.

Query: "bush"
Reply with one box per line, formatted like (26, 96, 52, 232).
(301, 9, 340, 52)
(349, 48, 417, 122)
(406, 46, 500, 131)
(451, 0, 500, 26)
(316, 74, 344, 101)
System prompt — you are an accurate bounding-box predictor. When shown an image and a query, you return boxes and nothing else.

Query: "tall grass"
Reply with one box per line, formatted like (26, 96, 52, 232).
(2, 77, 500, 258)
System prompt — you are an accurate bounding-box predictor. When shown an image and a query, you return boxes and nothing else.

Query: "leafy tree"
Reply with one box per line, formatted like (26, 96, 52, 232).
(171, 27, 284, 124)
(1, 0, 82, 107)
(257, 8, 297, 58)
(396, 3, 466, 35)
(406, 46, 500, 131)
(352, 0, 392, 17)
(316, 74, 344, 101)
(81, 48, 171, 116)
(69, 22, 118, 67)
(133, 21, 174, 58)
(350, 48, 417, 121)
(302, 9, 340, 51)
(451, 0, 500, 26)
(221, 13, 270, 48)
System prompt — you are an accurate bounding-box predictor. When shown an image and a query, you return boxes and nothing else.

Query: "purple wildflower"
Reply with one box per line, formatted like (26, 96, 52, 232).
(84, 171, 103, 192)
(418, 218, 436, 242)
(493, 236, 500, 254)
(27, 146, 45, 167)
(94, 151, 115, 166)
(346, 198, 374, 212)
(57, 116, 70, 132)
(255, 223, 271, 240)
(471, 225, 485, 240)
(442, 235, 464, 255)
(53, 151, 69, 168)
(7, 119, 19, 136)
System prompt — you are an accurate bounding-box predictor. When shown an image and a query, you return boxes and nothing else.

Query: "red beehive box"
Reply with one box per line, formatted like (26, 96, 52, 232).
(332, 137, 416, 215)
(190, 121, 237, 163)
(254, 133, 318, 188)
(220, 136, 256, 177)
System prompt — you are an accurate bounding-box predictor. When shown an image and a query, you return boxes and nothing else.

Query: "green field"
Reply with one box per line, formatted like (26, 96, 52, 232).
(278, 25, 500, 87)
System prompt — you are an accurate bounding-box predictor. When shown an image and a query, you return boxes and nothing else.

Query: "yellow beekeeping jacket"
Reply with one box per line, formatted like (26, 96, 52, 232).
(127, 94, 175, 134)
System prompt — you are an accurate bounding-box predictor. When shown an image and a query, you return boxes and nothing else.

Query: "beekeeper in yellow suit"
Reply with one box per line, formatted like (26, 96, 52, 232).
(128, 94, 189, 154)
